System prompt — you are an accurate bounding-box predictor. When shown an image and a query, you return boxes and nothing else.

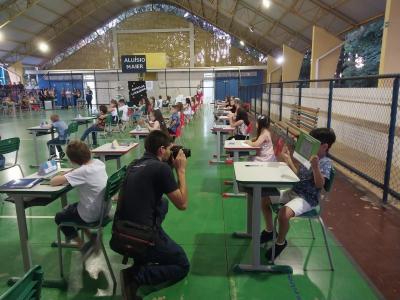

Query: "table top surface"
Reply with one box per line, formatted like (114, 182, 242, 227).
(129, 128, 150, 135)
(224, 140, 261, 150)
(212, 124, 235, 131)
(0, 168, 72, 195)
(234, 162, 299, 185)
(73, 116, 97, 121)
(218, 115, 230, 120)
(91, 142, 138, 154)
(27, 126, 53, 131)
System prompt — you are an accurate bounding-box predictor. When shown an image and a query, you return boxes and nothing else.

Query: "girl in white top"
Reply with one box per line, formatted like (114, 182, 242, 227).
(117, 99, 129, 122)
(183, 97, 193, 122)
(141, 110, 168, 133)
(109, 99, 118, 123)
(245, 114, 276, 162)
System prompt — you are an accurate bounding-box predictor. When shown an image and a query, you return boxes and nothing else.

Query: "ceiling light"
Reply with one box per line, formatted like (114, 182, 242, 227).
(240, 40, 245, 46)
(276, 55, 284, 65)
(38, 41, 49, 53)
(184, 12, 189, 17)
(0, 32, 4, 42)
(263, 0, 271, 8)
(249, 26, 254, 32)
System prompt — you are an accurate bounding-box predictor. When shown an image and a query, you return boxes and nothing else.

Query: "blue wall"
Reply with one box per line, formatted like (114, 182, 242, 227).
(215, 70, 264, 102)
(38, 75, 83, 106)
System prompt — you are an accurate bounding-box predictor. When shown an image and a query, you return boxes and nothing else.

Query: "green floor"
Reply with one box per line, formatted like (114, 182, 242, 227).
(0, 107, 379, 299)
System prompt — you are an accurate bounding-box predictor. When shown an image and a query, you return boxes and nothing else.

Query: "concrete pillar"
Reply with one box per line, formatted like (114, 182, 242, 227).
(282, 45, 304, 82)
(310, 26, 343, 86)
(379, 0, 400, 75)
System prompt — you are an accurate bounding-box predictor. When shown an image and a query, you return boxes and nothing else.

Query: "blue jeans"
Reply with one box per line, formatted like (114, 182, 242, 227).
(128, 199, 190, 286)
(81, 125, 102, 145)
(47, 137, 66, 156)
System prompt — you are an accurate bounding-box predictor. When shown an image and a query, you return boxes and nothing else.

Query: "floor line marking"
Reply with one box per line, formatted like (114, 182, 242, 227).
(0, 216, 54, 219)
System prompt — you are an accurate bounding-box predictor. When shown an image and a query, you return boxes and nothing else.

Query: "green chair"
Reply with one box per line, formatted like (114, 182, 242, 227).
(0, 137, 24, 177)
(0, 265, 43, 300)
(56, 166, 127, 295)
(271, 167, 336, 271)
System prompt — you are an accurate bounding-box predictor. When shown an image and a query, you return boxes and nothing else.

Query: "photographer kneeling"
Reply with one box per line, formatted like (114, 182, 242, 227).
(111, 130, 189, 300)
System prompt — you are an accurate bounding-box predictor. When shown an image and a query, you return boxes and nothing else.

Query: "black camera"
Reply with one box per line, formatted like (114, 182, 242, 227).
(170, 145, 191, 159)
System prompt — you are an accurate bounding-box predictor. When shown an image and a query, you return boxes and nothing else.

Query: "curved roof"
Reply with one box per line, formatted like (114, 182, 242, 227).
(0, 0, 386, 67)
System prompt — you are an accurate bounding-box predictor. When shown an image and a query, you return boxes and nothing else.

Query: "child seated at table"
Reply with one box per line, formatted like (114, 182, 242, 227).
(245, 114, 276, 162)
(168, 104, 180, 135)
(140, 109, 168, 133)
(260, 128, 336, 260)
(227, 107, 250, 140)
(109, 99, 119, 123)
(47, 114, 68, 160)
(80, 105, 108, 147)
(51, 140, 108, 260)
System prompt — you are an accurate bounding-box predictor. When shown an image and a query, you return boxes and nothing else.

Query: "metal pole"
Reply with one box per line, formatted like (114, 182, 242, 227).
(268, 83, 271, 120)
(260, 84, 263, 115)
(279, 82, 283, 121)
(298, 82, 302, 107)
(189, 67, 191, 96)
(327, 80, 334, 128)
(164, 68, 168, 99)
(383, 76, 399, 204)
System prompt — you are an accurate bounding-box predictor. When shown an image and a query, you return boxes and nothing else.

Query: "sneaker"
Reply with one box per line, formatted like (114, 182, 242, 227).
(48, 154, 57, 161)
(260, 230, 274, 244)
(266, 240, 288, 261)
(120, 269, 141, 300)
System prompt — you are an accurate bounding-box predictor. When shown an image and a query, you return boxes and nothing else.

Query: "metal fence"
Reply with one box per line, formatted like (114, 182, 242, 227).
(239, 74, 400, 204)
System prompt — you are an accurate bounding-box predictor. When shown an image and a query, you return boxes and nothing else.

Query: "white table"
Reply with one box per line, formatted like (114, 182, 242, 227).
(0, 168, 72, 287)
(91, 143, 138, 169)
(129, 128, 150, 142)
(210, 125, 235, 164)
(27, 126, 55, 168)
(223, 140, 260, 197)
(233, 162, 299, 273)
(73, 116, 96, 129)
(217, 115, 230, 125)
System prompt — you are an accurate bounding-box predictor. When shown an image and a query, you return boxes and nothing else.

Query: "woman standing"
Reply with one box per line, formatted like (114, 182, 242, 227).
(85, 86, 93, 111)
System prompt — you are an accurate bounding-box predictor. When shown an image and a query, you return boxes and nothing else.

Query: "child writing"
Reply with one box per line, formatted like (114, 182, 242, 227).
(46, 114, 68, 160)
(80, 105, 108, 147)
(245, 114, 276, 162)
(261, 128, 336, 260)
(51, 140, 108, 259)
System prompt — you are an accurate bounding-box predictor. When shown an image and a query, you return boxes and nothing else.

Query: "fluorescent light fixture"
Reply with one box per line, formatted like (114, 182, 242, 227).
(184, 12, 189, 17)
(0, 31, 4, 42)
(0, 20, 11, 29)
(276, 55, 284, 64)
(249, 26, 254, 32)
(240, 40, 245, 46)
(263, 0, 271, 8)
(38, 41, 49, 53)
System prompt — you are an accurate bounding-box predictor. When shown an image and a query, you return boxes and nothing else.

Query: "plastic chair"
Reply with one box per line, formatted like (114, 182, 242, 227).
(56, 166, 126, 295)
(0, 265, 43, 300)
(0, 137, 24, 176)
(271, 167, 336, 270)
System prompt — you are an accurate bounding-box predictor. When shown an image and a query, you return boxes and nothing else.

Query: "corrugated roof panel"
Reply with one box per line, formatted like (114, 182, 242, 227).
(6, 15, 47, 32)
(1, 27, 34, 41)
(24, 5, 59, 24)
(38, 0, 77, 14)
(281, 12, 310, 29)
(335, 0, 385, 23)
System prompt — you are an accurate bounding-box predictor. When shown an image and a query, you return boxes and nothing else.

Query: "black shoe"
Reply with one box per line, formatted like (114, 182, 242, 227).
(59, 152, 65, 159)
(48, 154, 57, 161)
(266, 240, 288, 261)
(260, 230, 274, 244)
(120, 269, 141, 300)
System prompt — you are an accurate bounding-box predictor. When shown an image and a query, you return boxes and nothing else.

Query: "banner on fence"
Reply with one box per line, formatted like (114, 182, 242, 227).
(128, 81, 147, 105)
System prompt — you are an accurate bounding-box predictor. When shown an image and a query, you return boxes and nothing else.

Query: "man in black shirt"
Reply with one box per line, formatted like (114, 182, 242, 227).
(119, 130, 189, 300)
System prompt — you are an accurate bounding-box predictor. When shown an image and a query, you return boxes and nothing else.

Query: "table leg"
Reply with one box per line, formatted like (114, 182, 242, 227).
(233, 193, 252, 238)
(14, 196, 32, 272)
(61, 194, 68, 208)
(99, 154, 105, 163)
(222, 150, 246, 197)
(210, 131, 225, 164)
(234, 187, 293, 273)
(30, 132, 40, 168)
(117, 158, 121, 169)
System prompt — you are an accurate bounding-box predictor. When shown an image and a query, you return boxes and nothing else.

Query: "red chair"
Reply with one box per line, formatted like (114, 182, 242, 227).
(245, 122, 253, 139)
(180, 112, 185, 128)
(274, 137, 284, 157)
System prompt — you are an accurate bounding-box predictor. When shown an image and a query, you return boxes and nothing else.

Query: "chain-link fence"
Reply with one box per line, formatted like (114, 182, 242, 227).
(239, 74, 400, 204)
